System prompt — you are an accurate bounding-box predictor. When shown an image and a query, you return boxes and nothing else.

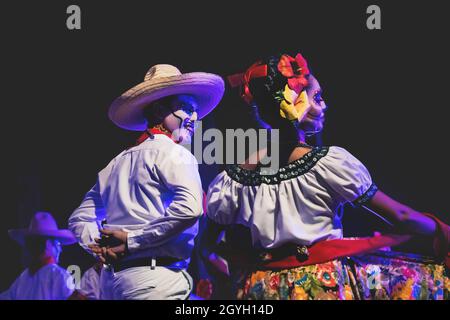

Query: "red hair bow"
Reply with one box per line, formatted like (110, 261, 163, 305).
(227, 62, 268, 105)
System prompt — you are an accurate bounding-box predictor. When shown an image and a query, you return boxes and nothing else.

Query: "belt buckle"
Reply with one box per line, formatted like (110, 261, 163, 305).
(150, 257, 156, 270)
(296, 245, 309, 262)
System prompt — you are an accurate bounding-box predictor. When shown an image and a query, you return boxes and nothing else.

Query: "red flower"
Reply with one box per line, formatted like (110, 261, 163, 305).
(244, 277, 252, 295)
(269, 274, 280, 290)
(196, 279, 213, 300)
(316, 263, 337, 288)
(401, 267, 417, 279)
(277, 53, 310, 94)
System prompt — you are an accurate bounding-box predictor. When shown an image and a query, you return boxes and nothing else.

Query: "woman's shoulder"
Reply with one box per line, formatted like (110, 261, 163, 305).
(315, 145, 368, 170)
(316, 145, 352, 157)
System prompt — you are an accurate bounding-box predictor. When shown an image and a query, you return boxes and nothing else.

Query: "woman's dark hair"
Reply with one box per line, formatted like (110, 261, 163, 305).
(247, 54, 303, 143)
(222, 53, 315, 165)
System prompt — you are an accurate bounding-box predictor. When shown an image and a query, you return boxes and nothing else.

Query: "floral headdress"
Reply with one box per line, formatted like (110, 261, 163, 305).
(227, 53, 311, 121)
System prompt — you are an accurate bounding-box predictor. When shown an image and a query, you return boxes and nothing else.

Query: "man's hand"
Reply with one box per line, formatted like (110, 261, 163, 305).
(96, 229, 128, 247)
(89, 229, 128, 264)
(89, 243, 127, 264)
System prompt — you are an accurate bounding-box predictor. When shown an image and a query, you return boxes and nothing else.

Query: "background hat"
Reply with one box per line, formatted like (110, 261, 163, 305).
(8, 211, 77, 246)
(108, 64, 225, 131)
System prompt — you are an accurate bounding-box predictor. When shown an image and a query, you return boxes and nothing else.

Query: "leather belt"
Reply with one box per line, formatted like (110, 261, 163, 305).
(111, 257, 183, 272)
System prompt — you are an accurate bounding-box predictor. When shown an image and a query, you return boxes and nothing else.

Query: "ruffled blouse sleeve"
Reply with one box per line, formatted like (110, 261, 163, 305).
(206, 170, 242, 225)
(315, 146, 378, 206)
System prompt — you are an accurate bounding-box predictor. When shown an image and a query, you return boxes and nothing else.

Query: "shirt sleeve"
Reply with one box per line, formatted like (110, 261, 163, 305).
(68, 178, 105, 256)
(126, 146, 203, 253)
(315, 146, 378, 206)
(206, 170, 241, 225)
(0, 270, 27, 300)
(79, 268, 100, 300)
(53, 268, 75, 300)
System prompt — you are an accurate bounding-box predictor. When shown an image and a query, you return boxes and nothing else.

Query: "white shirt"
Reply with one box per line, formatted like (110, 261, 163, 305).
(69, 134, 203, 265)
(79, 267, 101, 300)
(207, 146, 376, 249)
(0, 264, 74, 300)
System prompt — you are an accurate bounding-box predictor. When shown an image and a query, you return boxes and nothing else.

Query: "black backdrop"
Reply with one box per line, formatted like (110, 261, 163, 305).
(1, 1, 448, 291)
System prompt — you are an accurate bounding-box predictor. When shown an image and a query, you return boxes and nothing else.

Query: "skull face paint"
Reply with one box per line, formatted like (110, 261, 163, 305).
(162, 95, 199, 144)
(300, 75, 327, 134)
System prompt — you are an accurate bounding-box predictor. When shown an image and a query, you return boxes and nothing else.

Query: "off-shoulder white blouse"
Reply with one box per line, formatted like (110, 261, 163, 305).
(206, 146, 378, 249)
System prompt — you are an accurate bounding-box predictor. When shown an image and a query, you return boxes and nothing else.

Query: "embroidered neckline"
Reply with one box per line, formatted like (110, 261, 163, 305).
(225, 146, 329, 185)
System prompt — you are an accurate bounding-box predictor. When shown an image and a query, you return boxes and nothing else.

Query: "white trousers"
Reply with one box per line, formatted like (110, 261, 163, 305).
(99, 265, 192, 300)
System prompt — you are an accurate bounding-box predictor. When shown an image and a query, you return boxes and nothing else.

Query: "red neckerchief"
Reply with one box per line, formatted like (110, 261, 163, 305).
(135, 128, 178, 146)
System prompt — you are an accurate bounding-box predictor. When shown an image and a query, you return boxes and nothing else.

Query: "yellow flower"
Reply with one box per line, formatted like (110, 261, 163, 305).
(251, 271, 267, 283)
(279, 86, 310, 121)
(444, 276, 450, 298)
(392, 279, 414, 300)
(344, 285, 354, 300)
(291, 286, 309, 300)
(295, 271, 307, 282)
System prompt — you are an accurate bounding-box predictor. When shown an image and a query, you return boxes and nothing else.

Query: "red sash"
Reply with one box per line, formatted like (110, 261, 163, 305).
(262, 234, 412, 269)
(262, 213, 449, 269)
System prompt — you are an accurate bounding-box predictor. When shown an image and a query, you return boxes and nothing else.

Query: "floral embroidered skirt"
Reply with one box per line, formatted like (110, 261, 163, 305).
(236, 250, 449, 300)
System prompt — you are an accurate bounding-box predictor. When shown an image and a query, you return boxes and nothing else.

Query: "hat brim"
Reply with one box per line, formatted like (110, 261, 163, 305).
(8, 229, 77, 246)
(108, 72, 225, 131)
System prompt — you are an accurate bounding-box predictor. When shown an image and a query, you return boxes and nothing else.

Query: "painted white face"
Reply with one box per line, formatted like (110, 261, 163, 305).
(47, 239, 62, 263)
(300, 75, 327, 134)
(162, 95, 199, 144)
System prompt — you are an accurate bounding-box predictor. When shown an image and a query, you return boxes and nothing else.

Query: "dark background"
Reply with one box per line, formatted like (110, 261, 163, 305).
(1, 0, 448, 290)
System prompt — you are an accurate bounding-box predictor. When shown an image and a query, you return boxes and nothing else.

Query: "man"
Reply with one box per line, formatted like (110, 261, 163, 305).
(79, 261, 103, 300)
(68, 64, 224, 300)
(1, 211, 78, 300)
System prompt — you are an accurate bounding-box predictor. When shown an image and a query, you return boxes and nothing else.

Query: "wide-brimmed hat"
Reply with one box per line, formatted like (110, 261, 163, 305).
(8, 211, 77, 246)
(108, 64, 225, 131)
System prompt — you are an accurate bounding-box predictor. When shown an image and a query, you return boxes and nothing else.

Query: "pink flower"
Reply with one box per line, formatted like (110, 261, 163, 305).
(401, 267, 417, 279)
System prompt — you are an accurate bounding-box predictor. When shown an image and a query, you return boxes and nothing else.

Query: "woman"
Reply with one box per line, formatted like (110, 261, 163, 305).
(201, 53, 449, 300)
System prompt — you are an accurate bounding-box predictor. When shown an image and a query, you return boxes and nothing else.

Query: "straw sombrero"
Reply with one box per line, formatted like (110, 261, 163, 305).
(8, 211, 77, 246)
(108, 64, 225, 131)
